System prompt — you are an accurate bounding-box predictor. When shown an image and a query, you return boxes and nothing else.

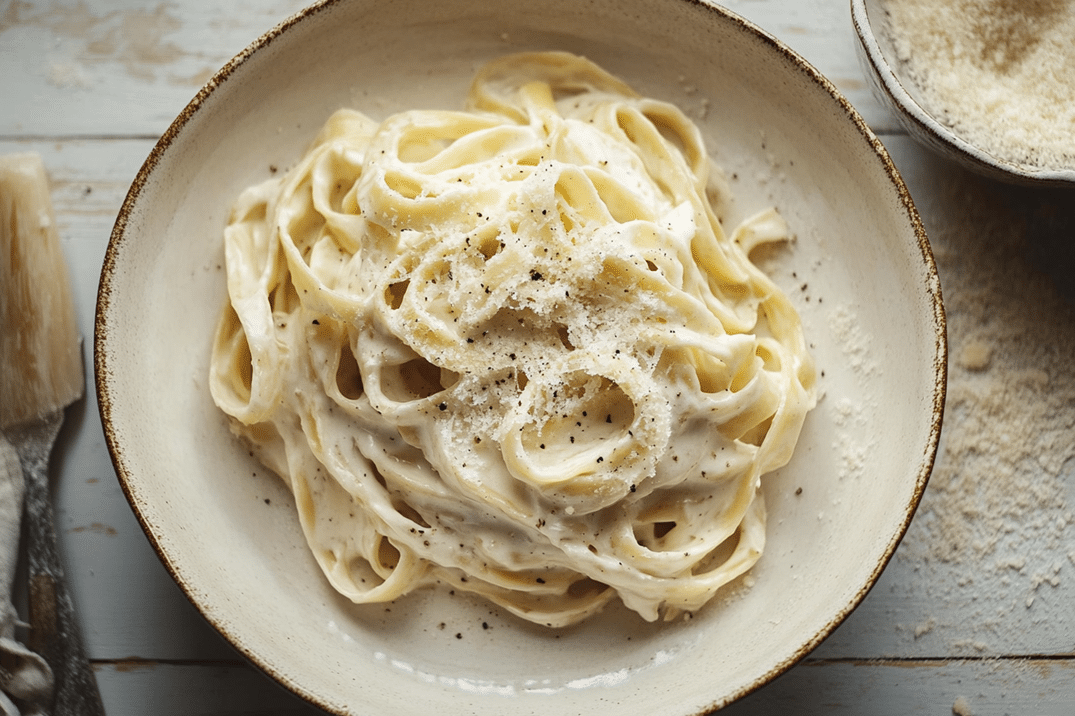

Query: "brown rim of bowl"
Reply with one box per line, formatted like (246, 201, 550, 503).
(94, 0, 947, 713)
(850, 0, 1075, 188)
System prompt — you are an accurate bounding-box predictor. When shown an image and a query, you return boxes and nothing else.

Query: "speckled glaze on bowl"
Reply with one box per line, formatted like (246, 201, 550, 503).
(95, 0, 946, 713)
(852, 0, 1075, 187)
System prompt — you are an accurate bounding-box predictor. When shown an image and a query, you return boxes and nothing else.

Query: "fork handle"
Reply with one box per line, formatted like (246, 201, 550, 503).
(14, 414, 106, 716)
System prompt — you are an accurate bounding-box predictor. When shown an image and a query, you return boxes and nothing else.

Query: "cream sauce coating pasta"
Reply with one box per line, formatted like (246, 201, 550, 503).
(209, 51, 816, 627)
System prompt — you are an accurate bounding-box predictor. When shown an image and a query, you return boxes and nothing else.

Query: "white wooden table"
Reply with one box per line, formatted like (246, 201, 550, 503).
(3, 1, 1075, 714)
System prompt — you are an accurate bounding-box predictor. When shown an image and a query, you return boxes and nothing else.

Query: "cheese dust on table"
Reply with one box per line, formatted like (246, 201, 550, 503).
(896, 174, 1075, 652)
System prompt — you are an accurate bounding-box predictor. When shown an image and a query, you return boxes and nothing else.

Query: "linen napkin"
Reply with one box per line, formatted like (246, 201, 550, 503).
(0, 435, 52, 715)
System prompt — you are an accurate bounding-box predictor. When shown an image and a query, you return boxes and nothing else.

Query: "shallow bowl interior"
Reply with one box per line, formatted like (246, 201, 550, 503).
(96, 0, 945, 713)
(852, 0, 1075, 187)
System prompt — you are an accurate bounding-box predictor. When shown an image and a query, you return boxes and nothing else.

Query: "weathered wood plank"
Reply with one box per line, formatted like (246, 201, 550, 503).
(0, 0, 308, 137)
(732, 658, 1075, 716)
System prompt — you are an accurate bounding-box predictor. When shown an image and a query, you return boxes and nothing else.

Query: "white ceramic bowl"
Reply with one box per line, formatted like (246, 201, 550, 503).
(96, 0, 946, 713)
(852, 0, 1075, 187)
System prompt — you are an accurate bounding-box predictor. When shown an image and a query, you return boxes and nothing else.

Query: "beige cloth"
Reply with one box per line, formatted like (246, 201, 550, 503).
(0, 435, 52, 716)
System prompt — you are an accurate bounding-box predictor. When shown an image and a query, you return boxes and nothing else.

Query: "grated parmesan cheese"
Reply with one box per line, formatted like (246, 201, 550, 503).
(883, 0, 1075, 171)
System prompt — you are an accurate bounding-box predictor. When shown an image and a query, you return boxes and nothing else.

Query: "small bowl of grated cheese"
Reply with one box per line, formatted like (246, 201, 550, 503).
(852, 0, 1075, 186)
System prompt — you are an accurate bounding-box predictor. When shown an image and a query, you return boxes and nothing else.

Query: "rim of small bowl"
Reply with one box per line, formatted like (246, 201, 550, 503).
(850, 0, 1075, 187)
(95, 0, 947, 712)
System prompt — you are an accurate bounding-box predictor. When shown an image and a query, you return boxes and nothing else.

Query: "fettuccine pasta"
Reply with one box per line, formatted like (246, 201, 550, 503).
(210, 52, 816, 627)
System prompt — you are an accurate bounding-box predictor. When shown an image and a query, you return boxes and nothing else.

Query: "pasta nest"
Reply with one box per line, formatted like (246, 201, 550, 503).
(210, 51, 816, 627)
